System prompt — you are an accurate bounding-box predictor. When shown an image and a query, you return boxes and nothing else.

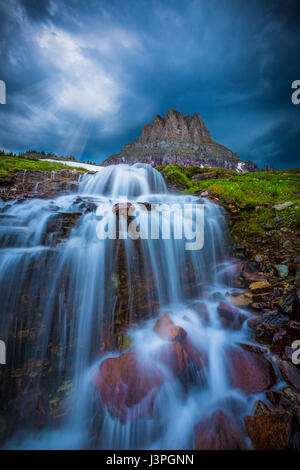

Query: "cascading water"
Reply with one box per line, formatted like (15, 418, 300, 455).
(0, 163, 274, 449)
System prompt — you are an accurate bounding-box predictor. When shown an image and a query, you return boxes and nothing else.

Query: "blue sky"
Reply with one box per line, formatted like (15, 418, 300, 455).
(0, 0, 299, 168)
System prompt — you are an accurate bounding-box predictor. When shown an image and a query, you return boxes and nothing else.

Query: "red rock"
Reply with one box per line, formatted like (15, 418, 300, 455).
(237, 342, 267, 354)
(158, 341, 190, 377)
(219, 261, 244, 285)
(93, 351, 163, 423)
(226, 344, 276, 394)
(154, 313, 187, 341)
(217, 301, 247, 330)
(112, 202, 135, 216)
(242, 271, 266, 283)
(244, 413, 292, 450)
(271, 331, 290, 357)
(254, 311, 290, 344)
(194, 409, 247, 450)
(187, 302, 209, 324)
(279, 360, 300, 392)
(94, 341, 192, 422)
(182, 340, 207, 370)
(247, 316, 259, 330)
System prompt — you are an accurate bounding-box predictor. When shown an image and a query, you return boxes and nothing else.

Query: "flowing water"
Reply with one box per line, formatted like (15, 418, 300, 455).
(0, 164, 260, 449)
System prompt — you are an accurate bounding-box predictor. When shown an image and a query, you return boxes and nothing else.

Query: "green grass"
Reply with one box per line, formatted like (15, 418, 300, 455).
(156, 164, 300, 242)
(0, 154, 87, 178)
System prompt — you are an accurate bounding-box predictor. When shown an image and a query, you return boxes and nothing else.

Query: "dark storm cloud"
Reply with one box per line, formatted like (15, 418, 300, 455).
(0, 0, 299, 168)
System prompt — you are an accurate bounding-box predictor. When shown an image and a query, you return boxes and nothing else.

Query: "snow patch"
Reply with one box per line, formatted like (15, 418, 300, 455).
(40, 159, 103, 172)
(236, 162, 246, 173)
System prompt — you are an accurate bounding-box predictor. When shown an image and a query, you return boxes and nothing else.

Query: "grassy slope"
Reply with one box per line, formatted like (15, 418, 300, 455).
(0, 154, 87, 178)
(156, 164, 300, 243)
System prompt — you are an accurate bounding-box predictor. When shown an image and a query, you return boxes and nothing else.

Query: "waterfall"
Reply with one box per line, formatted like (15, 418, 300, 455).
(0, 164, 265, 449)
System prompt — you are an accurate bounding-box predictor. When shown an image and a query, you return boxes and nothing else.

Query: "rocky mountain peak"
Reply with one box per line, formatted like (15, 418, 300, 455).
(141, 109, 211, 143)
(103, 110, 259, 172)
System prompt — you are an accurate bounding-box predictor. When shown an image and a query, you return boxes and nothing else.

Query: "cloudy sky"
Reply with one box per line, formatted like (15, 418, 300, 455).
(0, 0, 299, 168)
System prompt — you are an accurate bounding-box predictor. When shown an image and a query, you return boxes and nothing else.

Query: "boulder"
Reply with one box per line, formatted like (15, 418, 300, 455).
(112, 202, 135, 216)
(158, 341, 190, 377)
(279, 360, 300, 392)
(249, 280, 271, 294)
(253, 311, 290, 344)
(226, 344, 276, 394)
(227, 292, 253, 308)
(194, 409, 247, 450)
(275, 264, 289, 278)
(217, 302, 247, 330)
(153, 313, 187, 341)
(266, 387, 300, 414)
(181, 340, 207, 370)
(94, 341, 192, 422)
(244, 412, 292, 450)
(93, 352, 163, 423)
(188, 302, 209, 324)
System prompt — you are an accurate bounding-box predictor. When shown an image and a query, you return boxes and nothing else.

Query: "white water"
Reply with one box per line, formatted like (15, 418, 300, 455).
(0, 163, 259, 449)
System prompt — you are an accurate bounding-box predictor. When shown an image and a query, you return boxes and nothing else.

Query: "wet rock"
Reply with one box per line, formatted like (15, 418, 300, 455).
(226, 344, 276, 394)
(219, 260, 244, 285)
(0, 169, 85, 201)
(181, 340, 207, 370)
(227, 292, 253, 308)
(208, 292, 223, 302)
(253, 311, 290, 344)
(249, 280, 271, 294)
(217, 302, 247, 330)
(158, 341, 190, 377)
(93, 352, 163, 423)
(275, 264, 289, 278)
(244, 411, 292, 450)
(187, 302, 209, 324)
(278, 288, 300, 318)
(251, 399, 281, 416)
(137, 202, 153, 211)
(242, 271, 266, 284)
(279, 360, 300, 392)
(94, 342, 191, 423)
(271, 331, 291, 357)
(42, 211, 82, 246)
(74, 197, 97, 213)
(266, 387, 300, 414)
(194, 409, 247, 450)
(153, 313, 187, 341)
(112, 202, 135, 216)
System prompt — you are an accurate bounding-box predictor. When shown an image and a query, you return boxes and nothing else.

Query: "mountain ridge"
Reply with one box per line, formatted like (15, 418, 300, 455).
(103, 109, 259, 172)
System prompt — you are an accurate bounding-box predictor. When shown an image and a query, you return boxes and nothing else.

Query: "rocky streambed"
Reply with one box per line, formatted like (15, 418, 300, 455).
(0, 166, 299, 450)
